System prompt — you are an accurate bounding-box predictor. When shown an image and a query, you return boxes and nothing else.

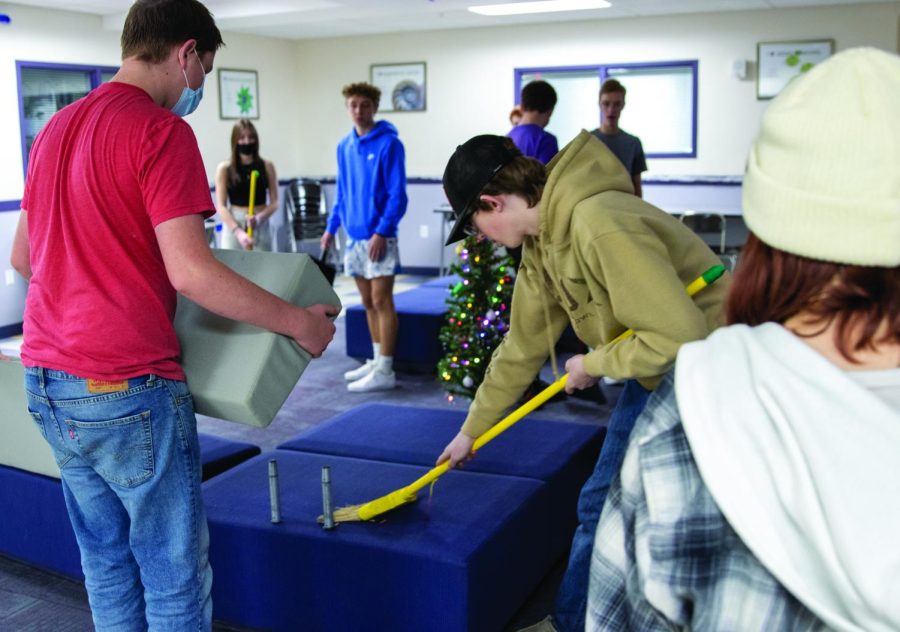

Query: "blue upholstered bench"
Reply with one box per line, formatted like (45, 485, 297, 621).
(204, 450, 565, 632)
(196, 433, 262, 480)
(0, 433, 260, 579)
(277, 402, 604, 483)
(420, 273, 462, 289)
(345, 286, 449, 367)
(0, 464, 83, 577)
(271, 404, 604, 628)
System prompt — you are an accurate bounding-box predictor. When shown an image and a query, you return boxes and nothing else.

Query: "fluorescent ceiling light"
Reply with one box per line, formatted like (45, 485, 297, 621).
(469, 0, 611, 16)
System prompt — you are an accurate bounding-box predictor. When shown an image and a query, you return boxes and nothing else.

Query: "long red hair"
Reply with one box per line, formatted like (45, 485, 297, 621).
(726, 233, 900, 363)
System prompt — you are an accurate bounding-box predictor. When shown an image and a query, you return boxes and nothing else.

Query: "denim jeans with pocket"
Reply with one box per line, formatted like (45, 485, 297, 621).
(24, 367, 212, 632)
(553, 379, 651, 632)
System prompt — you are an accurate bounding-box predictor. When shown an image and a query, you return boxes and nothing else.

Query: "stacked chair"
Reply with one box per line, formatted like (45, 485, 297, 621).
(679, 211, 741, 271)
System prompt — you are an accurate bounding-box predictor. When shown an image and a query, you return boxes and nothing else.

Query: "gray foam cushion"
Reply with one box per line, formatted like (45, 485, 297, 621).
(174, 250, 341, 427)
(0, 359, 60, 478)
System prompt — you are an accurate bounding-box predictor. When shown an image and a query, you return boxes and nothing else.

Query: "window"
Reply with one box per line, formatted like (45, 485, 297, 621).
(515, 60, 698, 159)
(17, 61, 119, 174)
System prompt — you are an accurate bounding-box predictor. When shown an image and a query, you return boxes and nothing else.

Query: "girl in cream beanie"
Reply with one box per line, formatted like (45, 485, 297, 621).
(589, 48, 899, 631)
(742, 47, 899, 266)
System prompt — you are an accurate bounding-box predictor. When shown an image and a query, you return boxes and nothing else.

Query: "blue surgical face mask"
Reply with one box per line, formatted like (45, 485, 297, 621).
(171, 49, 205, 117)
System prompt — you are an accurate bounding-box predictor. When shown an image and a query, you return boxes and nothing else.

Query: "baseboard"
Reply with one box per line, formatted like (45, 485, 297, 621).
(398, 266, 440, 276)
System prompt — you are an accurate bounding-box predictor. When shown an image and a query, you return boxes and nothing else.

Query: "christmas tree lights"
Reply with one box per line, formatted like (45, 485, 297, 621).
(437, 237, 515, 400)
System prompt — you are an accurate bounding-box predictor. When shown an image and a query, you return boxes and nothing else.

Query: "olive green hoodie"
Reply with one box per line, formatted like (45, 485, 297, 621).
(461, 131, 730, 438)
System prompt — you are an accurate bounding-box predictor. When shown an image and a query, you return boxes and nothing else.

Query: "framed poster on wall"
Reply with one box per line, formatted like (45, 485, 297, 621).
(370, 62, 426, 112)
(218, 68, 259, 119)
(757, 40, 834, 99)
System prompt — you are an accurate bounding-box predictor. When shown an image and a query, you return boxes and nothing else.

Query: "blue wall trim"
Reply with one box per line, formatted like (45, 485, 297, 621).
(16, 173, 742, 214)
(644, 176, 742, 186)
(317, 176, 741, 186)
(0, 323, 23, 339)
(398, 266, 440, 277)
(314, 176, 440, 186)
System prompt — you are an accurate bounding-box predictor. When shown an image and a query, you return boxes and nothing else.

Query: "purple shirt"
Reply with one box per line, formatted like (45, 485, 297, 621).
(507, 124, 559, 165)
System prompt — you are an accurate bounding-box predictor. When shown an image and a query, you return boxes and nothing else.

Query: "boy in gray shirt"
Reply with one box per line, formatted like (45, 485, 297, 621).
(591, 78, 647, 197)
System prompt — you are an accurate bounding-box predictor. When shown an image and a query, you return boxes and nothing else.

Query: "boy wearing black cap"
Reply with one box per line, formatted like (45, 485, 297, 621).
(435, 131, 729, 632)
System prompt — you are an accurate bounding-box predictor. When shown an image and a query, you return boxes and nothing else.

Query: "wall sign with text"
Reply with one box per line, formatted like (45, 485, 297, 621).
(757, 40, 834, 100)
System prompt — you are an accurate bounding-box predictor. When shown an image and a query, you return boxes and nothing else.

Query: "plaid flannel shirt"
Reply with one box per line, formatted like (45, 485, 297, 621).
(587, 373, 827, 631)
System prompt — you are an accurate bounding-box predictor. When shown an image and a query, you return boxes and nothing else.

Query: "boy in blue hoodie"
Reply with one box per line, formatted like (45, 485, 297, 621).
(321, 82, 408, 392)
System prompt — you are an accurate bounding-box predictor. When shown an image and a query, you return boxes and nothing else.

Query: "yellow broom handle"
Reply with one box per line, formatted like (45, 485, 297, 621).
(246, 169, 259, 239)
(610, 264, 726, 343)
(472, 374, 569, 450)
(399, 374, 570, 497)
(400, 264, 725, 497)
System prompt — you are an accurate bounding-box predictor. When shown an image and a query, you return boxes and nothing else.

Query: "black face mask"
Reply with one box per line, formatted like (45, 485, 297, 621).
(237, 142, 257, 156)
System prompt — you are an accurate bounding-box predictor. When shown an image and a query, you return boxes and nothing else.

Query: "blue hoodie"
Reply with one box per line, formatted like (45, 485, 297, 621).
(327, 120, 407, 240)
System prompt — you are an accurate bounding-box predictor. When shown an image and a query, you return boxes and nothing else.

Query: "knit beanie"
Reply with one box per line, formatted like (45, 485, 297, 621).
(742, 47, 900, 266)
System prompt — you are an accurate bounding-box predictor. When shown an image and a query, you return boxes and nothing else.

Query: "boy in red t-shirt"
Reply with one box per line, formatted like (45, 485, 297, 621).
(10, 1, 337, 628)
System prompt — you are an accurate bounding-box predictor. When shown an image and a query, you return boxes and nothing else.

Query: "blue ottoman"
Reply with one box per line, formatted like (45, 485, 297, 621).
(276, 404, 604, 580)
(421, 274, 462, 289)
(0, 433, 260, 579)
(277, 402, 604, 481)
(0, 464, 82, 578)
(204, 450, 562, 632)
(197, 433, 261, 480)
(345, 286, 448, 366)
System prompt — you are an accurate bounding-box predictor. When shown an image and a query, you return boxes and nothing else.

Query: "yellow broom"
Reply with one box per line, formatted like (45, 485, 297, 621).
(245, 169, 260, 248)
(325, 264, 727, 523)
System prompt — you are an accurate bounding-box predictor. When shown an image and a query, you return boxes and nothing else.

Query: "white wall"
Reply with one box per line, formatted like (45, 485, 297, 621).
(0, 211, 27, 329)
(1, 1, 897, 197)
(292, 2, 899, 178)
(0, 1, 896, 325)
(0, 2, 301, 200)
(0, 2, 305, 330)
(186, 31, 302, 186)
(0, 3, 120, 200)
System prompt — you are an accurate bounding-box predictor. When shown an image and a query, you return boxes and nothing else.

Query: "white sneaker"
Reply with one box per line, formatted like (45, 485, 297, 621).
(347, 369, 396, 392)
(344, 360, 376, 382)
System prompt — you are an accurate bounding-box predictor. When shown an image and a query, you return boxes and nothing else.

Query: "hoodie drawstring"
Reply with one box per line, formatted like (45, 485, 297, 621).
(540, 289, 561, 381)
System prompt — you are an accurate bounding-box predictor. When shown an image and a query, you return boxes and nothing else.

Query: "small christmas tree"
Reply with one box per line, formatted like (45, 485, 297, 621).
(437, 237, 515, 401)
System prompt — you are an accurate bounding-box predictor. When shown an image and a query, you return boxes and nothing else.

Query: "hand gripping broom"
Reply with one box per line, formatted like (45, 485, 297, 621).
(324, 264, 726, 523)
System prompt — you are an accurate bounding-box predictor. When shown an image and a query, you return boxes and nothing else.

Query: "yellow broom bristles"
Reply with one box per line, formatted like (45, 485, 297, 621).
(357, 489, 417, 521)
(319, 488, 418, 524)
(328, 505, 363, 523)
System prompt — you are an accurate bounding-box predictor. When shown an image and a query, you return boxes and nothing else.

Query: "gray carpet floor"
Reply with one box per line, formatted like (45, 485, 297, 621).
(0, 275, 619, 631)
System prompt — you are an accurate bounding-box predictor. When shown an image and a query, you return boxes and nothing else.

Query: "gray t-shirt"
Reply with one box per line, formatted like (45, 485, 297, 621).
(591, 128, 647, 176)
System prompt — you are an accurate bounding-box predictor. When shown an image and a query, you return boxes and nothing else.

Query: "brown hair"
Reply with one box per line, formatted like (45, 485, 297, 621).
(227, 119, 261, 187)
(726, 233, 900, 363)
(473, 139, 546, 210)
(121, 0, 224, 63)
(342, 82, 381, 108)
(600, 78, 626, 99)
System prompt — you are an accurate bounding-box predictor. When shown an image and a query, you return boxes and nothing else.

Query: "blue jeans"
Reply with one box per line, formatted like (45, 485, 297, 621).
(553, 379, 651, 632)
(24, 368, 212, 632)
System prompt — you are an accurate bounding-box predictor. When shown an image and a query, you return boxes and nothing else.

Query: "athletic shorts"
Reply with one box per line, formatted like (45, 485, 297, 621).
(344, 237, 401, 279)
